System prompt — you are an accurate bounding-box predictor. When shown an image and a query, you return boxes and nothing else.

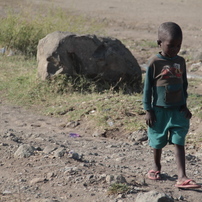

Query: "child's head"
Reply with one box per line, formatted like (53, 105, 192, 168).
(157, 22, 183, 58)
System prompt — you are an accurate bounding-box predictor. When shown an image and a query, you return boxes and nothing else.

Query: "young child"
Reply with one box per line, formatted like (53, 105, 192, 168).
(143, 22, 201, 188)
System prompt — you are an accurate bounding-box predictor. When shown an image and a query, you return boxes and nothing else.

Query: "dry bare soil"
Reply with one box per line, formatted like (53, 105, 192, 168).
(1, 0, 202, 202)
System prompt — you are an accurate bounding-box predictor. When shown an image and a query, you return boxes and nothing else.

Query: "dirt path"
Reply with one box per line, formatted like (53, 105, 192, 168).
(1, 98, 202, 202)
(1, 100, 202, 202)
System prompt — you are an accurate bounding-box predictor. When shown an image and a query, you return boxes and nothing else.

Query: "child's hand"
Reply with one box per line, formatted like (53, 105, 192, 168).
(180, 106, 192, 119)
(145, 110, 156, 127)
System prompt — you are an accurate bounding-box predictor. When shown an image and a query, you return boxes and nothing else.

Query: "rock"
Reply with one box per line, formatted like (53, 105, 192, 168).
(69, 152, 83, 161)
(92, 131, 103, 137)
(135, 190, 174, 202)
(4, 131, 22, 143)
(193, 50, 202, 61)
(33, 199, 60, 202)
(0, 47, 6, 54)
(7, 49, 15, 56)
(46, 172, 56, 180)
(53, 147, 66, 157)
(92, 130, 105, 137)
(0, 142, 8, 146)
(106, 175, 115, 184)
(179, 49, 187, 55)
(107, 119, 114, 127)
(115, 157, 126, 163)
(66, 121, 80, 128)
(64, 166, 80, 175)
(189, 62, 202, 72)
(30, 177, 46, 185)
(164, 156, 174, 163)
(128, 130, 148, 142)
(43, 145, 58, 154)
(106, 174, 127, 184)
(186, 153, 199, 163)
(99, 174, 107, 181)
(178, 195, 184, 200)
(2, 190, 12, 195)
(37, 31, 142, 90)
(14, 144, 35, 158)
(106, 144, 118, 148)
(115, 175, 127, 183)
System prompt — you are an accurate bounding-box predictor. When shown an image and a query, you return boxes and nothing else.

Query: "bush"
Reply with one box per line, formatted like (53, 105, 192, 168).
(107, 183, 130, 195)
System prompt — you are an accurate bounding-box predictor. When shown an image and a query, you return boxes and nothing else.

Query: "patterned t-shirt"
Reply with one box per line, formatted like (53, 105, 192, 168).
(143, 53, 188, 110)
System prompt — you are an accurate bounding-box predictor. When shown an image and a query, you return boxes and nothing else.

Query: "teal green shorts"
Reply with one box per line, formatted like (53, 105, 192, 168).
(148, 106, 190, 149)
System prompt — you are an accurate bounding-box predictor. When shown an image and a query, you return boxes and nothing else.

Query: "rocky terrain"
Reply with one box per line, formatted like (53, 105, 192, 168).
(1, 0, 202, 202)
(1, 101, 202, 202)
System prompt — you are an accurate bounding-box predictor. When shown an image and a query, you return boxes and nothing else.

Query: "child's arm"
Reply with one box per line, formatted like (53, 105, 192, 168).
(181, 60, 192, 119)
(143, 66, 153, 111)
(143, 66, 156, 127)
(182, 59, 188, 100)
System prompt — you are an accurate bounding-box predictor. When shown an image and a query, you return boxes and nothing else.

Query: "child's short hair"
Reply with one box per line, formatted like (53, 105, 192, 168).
(158, 22, 182, 41)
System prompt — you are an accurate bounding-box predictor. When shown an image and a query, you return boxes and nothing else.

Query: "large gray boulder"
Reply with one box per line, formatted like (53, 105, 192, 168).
(37, 31, 142, 89)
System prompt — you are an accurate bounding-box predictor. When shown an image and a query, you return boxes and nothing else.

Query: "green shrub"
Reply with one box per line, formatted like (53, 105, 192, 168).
(107, 183, 130, 195)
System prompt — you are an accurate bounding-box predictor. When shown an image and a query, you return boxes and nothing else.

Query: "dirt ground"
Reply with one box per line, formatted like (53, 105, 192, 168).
(1, 0, 202, 202)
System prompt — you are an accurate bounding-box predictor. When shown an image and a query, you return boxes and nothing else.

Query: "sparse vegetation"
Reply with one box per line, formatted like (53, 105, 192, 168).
(0, 53, 201, 139)
(135, 39, 157, 48)
(107, 183, 130, 195)
(0, 5, 104, 56)
(0, 54, 145, 133)
(0, 3, 201, 139)
(1, 1, 202, 202)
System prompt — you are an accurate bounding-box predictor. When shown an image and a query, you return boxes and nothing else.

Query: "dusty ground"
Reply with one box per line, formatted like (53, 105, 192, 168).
(1, 0, 202, 202)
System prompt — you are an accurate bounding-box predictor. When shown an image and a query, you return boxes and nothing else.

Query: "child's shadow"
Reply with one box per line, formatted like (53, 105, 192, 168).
(161, 173, 177, 181)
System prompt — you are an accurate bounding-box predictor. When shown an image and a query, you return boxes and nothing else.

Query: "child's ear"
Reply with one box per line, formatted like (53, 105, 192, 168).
(157, 40, 161, 46)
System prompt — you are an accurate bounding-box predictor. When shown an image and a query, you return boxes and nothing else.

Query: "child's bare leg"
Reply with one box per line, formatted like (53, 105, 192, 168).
(175, 144, 201, 187)
(147, 148, 162, 179)
(175, 144, 187, 181)
(153, 148, 162, 171)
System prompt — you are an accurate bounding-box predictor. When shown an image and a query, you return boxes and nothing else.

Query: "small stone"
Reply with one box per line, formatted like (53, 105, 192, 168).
(92, 131, 106, 137)
(115, 157, 126, 163)
(99, 174, 107, 181)
(2, 190, 12, 195)
(70, 152, 83, 161)
(178, 195, 184, 200)
(46, 172, 56, 180)
(106, 175, 115, 184)
(14, 144, 35, 158)
(30, 177, 46, 185)
(86, 174, 94, 180)
(115, 175, 127, 183)
(106, 145, 118, 148)
(53, 147, 66, 157)
(129, 130, 148, 142)
(43, 145, 57, 154)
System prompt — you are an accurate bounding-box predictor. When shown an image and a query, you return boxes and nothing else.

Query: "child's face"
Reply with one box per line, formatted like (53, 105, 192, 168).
(158, 37, 182, 58)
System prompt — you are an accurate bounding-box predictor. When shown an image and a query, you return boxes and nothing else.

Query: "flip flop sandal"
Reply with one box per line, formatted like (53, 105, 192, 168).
(175, 179, 201, 189)
(147, 170, 161, 180)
